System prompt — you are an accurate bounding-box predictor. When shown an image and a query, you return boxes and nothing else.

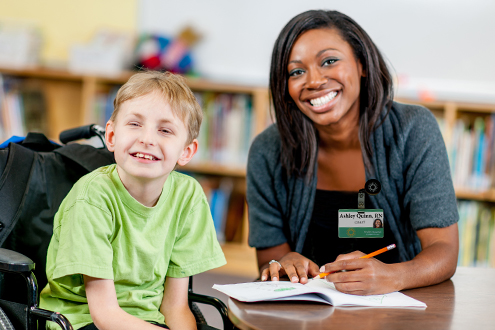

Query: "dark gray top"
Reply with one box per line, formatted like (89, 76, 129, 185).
(246, 101, 459, 261)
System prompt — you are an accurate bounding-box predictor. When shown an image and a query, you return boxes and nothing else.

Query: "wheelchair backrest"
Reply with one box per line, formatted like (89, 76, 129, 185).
(0, 132, 114, 295)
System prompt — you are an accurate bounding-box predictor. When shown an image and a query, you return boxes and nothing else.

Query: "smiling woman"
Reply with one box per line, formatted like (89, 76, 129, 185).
(246, 10, 460, 296)
(287, 28, 364, 130)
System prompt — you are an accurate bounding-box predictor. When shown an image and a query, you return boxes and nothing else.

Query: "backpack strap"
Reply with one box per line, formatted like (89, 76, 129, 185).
(54, 144, 114, 172)
(20, 132, 59, 152)
(0, 143, 36, 246)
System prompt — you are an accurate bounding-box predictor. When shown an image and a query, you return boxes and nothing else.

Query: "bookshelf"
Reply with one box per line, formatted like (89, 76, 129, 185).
(397, 98, 495, 202)
(2, 66, 494, 275)
(397, 98, 495, 268)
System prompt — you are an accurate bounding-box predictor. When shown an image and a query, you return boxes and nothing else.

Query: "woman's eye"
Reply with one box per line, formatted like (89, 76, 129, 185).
(160, 129, 172, 134)
(322, 58, 337, 66)
(129, 122, 140, 127)
(289, 69, 304, 77)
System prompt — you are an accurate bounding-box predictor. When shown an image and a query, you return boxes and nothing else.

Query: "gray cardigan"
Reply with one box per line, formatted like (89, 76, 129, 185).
(246, 101, 459, 262)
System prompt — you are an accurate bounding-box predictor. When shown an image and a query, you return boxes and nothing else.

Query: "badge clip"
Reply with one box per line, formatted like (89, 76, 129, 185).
(358, 179, 381, 209)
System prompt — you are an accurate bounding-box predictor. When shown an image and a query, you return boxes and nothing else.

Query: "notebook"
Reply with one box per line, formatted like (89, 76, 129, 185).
(213, 278, 426, 307)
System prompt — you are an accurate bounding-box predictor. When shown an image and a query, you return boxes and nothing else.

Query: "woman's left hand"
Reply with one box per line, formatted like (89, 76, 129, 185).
(319, 251, 399, 295)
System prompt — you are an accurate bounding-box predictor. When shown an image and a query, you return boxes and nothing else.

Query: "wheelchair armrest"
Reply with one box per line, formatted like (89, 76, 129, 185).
(0, 248, 35, 273)
(30, 307, 73, 330)
(188, 292, 233, 330)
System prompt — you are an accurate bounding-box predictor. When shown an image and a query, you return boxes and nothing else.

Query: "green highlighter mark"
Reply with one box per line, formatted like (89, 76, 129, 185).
(274, 287, 296, 292)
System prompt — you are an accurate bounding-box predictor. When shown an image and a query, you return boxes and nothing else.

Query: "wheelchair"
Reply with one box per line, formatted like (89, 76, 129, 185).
(0, 125, 233, 330)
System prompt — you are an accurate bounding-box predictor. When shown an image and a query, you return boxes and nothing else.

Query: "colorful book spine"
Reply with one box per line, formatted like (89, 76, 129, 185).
(457, 200, 495, 267)
(192, 92, 254, 166)
(185, 174, 239, 243)
(448, 116, 495, 191)
(92, 85, 121, 126)
(0, 76, 27, 141)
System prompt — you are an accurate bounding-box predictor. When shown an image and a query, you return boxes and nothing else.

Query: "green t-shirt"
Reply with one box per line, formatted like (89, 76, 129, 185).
(40, 164, 226, 329)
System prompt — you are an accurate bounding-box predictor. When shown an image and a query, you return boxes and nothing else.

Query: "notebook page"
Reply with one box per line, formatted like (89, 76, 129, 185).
(213, 281, 314, 302)
(306, 279, 427, 307)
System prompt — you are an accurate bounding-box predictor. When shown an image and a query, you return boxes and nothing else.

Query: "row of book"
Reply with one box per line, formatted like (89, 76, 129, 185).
(92, 86, 120, 127)
(193, 92, 253, 166)
(188, 175, 245, 244)
(0, 75, 47, 143)
(437, 114, 495, 191)
(457, 200, 495, 267)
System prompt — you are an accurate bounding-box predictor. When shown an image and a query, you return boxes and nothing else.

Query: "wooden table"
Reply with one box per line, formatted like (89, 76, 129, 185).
(227, 267, 495, 330)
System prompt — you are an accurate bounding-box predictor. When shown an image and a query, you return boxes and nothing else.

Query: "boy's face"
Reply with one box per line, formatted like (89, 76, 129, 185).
(105, 91, 197, 188)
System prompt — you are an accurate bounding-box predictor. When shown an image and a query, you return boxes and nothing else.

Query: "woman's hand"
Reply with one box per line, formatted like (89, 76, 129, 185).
(321, 224, 459, 296)
(319, 251, 400, 295)
(260, 252, 320, 284)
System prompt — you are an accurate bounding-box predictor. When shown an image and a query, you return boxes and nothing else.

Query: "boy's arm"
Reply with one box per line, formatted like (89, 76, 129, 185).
(160, 276, 197, 330)
(84, 275, 163, 330)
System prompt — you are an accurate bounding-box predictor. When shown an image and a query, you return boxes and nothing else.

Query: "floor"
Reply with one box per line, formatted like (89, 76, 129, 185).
(192, 270, 257, 329)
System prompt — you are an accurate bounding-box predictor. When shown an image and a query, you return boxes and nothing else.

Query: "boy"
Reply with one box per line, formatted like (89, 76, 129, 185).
(40, 71, 226, 330)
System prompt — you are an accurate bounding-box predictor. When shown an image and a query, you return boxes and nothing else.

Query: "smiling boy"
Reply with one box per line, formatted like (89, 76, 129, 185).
(40, 71, 226, 330)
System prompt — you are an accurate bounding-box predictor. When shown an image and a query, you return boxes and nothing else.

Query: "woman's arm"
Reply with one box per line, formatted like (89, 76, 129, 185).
(257, 242, 320, 284)
(161, 277, 196, 330)
(84, 276, 163, 330)
(321, 223, 459, 295)
(318, 105, 460, 295)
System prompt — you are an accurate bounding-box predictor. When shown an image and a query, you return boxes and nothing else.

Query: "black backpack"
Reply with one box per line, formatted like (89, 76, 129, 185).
(0, 132, 114, 298)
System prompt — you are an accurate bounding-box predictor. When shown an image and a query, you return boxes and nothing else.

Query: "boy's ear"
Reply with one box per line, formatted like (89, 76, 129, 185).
(105, 121, 116, 152)
(177, 139, 198, 166)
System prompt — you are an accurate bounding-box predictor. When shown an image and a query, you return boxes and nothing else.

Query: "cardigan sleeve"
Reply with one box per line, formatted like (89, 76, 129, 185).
(246, 125, 289, 249)
(400, 105, 459, 230)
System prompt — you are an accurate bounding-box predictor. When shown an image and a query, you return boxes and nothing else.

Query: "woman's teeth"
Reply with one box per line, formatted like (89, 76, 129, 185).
(309, 91, 338, 107)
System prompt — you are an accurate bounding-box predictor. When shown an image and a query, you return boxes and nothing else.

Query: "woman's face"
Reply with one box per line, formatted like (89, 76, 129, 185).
(287, 28, 364, 128)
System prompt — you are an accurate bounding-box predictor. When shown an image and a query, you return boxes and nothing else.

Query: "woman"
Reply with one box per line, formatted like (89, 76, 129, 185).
(373, 219, 383, 228)
(246, 10, 459, 295)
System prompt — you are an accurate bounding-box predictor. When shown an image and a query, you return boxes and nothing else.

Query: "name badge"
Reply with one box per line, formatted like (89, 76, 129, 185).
(338, 209, 384, 238)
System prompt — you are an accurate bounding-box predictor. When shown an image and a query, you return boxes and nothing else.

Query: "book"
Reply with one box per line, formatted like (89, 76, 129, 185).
(457, 200, 495, 267)
(223, 190, 245, 242)
(476, 208, 491, 266)
(213, 279, 426, 308)
(489, 210, 495, 267)
(192, 91, 253, 166)
(19, 86, 47, 134)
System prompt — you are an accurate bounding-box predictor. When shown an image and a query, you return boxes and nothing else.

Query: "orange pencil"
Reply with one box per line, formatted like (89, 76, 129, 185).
(312, 244, 396, 280)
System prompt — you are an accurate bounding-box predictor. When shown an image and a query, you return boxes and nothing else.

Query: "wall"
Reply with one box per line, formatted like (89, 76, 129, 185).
(138, 0, 495, 103)
(0, 0, 137, 66)
(1, 0, 493, 103)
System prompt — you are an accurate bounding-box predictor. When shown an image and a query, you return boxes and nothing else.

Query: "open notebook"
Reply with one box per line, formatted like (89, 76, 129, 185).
(213, 278, 426, 308)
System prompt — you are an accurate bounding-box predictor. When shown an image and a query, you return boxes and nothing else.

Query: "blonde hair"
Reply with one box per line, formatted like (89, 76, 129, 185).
(111, 71, 202, 144)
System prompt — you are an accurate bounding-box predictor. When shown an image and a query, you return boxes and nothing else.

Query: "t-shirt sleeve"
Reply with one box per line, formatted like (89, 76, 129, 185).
(167, 196, 226, 278)
(51, 200, 115, 285)
(246, 128, 288, 249)
(402, 108, 459, 230)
